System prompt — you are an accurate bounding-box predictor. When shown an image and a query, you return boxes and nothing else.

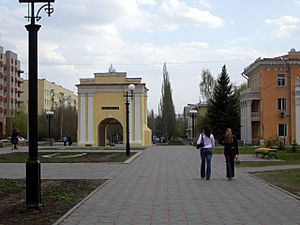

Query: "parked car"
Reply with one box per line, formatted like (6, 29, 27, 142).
(0, 139, 11, 146)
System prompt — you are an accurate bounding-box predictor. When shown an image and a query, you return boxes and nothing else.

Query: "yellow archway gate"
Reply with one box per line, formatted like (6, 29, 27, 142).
(77, 72, 152, 147)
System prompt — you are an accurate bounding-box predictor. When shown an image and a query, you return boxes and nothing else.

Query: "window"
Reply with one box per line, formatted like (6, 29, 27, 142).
(277, 74, 285, 86)
(277, 98, 286, 110)
(278, 124, 287, 137)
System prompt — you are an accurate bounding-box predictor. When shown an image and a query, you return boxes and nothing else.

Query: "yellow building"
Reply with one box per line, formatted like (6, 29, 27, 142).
(21, 79, 77, 115)
(240, 49, 300, 145)
(77, 72, 152, 147)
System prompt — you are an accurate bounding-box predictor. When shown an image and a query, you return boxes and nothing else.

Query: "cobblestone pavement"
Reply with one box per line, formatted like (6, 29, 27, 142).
(1, 146, 300, 224)
(52, 146, 300, 225)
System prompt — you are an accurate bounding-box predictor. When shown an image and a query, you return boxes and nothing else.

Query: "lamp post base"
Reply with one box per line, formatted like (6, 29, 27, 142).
(26, 160, 41, 209)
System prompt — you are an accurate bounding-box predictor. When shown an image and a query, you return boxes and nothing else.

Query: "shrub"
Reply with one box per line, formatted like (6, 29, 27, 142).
(168, 138, 185, 145)
(264, 135, 285, 150)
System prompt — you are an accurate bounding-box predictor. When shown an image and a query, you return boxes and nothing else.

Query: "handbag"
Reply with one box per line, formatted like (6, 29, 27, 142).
(235, 156, 241, 165)
(196, 134, 204, 149)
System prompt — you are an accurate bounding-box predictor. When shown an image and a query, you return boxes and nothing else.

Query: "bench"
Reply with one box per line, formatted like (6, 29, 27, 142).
(255, 148, 278, 159)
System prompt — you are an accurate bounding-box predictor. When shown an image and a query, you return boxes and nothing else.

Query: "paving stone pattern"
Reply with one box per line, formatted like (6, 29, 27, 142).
(55, 146, 300, 225)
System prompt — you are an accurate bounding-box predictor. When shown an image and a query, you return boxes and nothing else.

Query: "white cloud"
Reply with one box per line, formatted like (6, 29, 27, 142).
(265, 16, 300, 37)
(137, 0, 157, 6)
(158, 0, 224, 30)
(295, 0, 300, 7)
(198, 0, 213, 9)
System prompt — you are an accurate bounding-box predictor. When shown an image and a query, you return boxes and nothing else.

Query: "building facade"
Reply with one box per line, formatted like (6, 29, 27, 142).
(0, 46, 23, 137)
(183, 102, 208, 140)
(77, 72, 152, 147)
(21, 79, 77, 115)
(240, 49, 300, 145)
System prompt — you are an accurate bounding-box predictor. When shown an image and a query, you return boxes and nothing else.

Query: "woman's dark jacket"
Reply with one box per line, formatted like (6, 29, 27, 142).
(219, 135, 239, 155)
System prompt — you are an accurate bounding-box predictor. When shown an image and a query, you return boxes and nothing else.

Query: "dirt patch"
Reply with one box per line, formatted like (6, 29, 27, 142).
(0, 179, 105, 225)
(0, 152, 134, 163)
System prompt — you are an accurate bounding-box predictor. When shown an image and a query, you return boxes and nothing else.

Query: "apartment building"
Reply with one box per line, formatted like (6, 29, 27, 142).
(240, 49, 300, 145)
(21, 79, 77, 115)
(0, 46, 23, 137)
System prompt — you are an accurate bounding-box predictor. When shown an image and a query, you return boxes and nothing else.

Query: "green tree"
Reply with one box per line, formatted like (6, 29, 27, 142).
(8, 111, 28, 138)
(159, 62, 176, 141)
(199, 69, 216, 101)
(195, 113, 209, 137)
(175, 114, 185, 138)
(38, 106, 77, 141)
(207, 65, 240, 140)
(147, 109, 155, 134)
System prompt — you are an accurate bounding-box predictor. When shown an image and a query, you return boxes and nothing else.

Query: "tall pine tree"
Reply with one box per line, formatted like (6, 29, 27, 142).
(207, 65, 239, 140)
(159, 62, 176, 141)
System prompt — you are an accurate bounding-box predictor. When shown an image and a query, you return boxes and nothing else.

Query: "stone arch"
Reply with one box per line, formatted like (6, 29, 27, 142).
(98, 118, 123, 146)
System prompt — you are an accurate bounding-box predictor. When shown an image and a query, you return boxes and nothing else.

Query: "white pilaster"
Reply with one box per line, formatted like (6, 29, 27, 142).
(79, 94, 86, 144)
(135, 94, 141, 144)
(129, 96, 133, 142)
(87, 94, 94, 144)
(141, 92, 145, 145)
(246, 100, 252, 144)
(240, 101, 245, 142)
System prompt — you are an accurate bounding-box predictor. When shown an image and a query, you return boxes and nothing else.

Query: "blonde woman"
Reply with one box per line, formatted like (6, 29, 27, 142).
(219, 128, 239, 181)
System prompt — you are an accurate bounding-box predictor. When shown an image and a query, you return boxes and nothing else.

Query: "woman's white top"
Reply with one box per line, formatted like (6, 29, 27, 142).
(196, 133, 215, 148)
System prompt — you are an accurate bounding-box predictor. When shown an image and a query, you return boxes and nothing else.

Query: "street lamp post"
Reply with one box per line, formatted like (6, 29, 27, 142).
(46, 111, 54, 140)
(19, 0, 55, 209)
(124, 84, 135, 156)
(189, 109, 197, 141)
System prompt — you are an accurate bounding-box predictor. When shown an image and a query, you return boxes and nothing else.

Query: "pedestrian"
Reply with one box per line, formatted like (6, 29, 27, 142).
(196, 125, 215, 180)
(219, 128, 239, 181)
(63, 136, 68, 146)
(67, 136, 72, 146)
(11, 128, 19, 150)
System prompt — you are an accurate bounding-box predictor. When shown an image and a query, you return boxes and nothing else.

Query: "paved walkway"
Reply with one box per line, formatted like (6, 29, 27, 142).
(1, 146, 300, 225)
(55, 146, 300, 225)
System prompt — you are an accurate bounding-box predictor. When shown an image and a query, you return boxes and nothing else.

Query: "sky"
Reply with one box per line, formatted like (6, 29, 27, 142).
(1, 0, 300, 114)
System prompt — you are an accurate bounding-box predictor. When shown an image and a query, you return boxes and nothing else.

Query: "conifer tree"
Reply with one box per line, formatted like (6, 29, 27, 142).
(207, 65, 239, 140)
(159, 62, 176, 141)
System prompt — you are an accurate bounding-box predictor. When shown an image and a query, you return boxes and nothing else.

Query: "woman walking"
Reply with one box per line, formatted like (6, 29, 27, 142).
(196, 125, 215, 180)
(219, 128, 239, 181)
(11, 128, 19, 150)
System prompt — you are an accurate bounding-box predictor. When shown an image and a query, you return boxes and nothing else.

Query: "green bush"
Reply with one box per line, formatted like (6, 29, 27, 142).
(168, 139, 185, 145)
(264, 135, 285, 150)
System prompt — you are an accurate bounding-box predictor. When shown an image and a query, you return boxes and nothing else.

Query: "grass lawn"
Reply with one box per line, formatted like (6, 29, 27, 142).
(0, 179, 105, 225)
(0, 152, 135, 163)
(252, 168, 300, 198)
(214, 145, 300, 167)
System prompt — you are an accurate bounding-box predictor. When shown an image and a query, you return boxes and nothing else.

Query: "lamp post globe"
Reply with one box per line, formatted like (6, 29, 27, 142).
(128, 83, 135, 91)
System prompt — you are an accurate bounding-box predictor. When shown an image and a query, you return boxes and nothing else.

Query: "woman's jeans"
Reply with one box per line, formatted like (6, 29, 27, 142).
(224, 151, 235, 178)
(200, 148, 213, 179)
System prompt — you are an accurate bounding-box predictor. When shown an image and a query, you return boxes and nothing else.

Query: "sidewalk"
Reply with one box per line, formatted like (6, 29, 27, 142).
(51, 146, 300, 225)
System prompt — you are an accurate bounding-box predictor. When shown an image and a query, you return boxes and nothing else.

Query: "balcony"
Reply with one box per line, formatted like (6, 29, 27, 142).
(240, 88, 260, 102)
(251, 112, 260, 121)
(16, 87, 23, 93)
(16, 77, 24, 83)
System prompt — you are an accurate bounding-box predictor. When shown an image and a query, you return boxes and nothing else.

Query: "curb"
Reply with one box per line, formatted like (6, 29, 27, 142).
(123, 151, 142, 164)
(52, 180, 110, 225)
(248, 173, 300, 201)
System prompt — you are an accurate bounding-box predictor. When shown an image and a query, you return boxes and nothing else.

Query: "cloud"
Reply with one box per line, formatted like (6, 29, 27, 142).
(295, 0, 300, 7)
(265, 16, 300, 37)
(158, 0, 224, 30)
(137, 0, 157, 6)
